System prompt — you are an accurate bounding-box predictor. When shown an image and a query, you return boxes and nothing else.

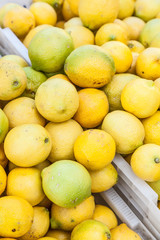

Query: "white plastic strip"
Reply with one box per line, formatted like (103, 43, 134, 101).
(0, 27, 31, 65)
(0, 0, 32, 8)
(101, 188, 156, 240)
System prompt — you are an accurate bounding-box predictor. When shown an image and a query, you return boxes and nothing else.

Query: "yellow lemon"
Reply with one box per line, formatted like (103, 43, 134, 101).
(127, 40, 145, 53)
(131, 144, 160, 182)
(62, 0, 76, 21)
(0, 143, 8, 168)
(135, 0, 160, 22)
(0, 164, 7, 195)
(142, 111, 160, 144)
(19, 206, 50, 240)
(123, 16, 145, 40)
(46, 230, 71, 240)
(114, 19, 130, 39)
(121, 78, 160, 118)
(136, 48, 160, 80)
(127, 52, 139, 74)
(118, 0, 135, 19)
(78, 0, 119, 31)
(64, 45, 116, 88)
(4, 124, 52, 167)
(0, 196, 33, 238)
(74, 129, 116, 171)
(7, 167, 45, 206)
(0, 55, 28, 67)
(3, 6, 35, 39)
(101, 110, 145, 154)
(64, 17, 83, 29)
(102, 41, 133, 73)
(102, 73, 139, 111)
(0, 60, 27, 101)
(95, 23, 128, 46)
(0, 109, 9, 144)
(65, 26, 94, 48)
(50, 196, 95, 231)
(35, 78, 79, 122)
(93, 205, 118, 230)
(67, 0, 80, 15)
(55, 21, 65, 28)
(147, 180, 160, 200)
(48, 74, 71, 82)
(73, 88, 109, 128)
(23, 24, 52, 48)
(3, 97, 45, 128)
(38, 238, 57, 240)
(139, 19, 160, 48)
(32, 0, 63, 10)
(0, 3, 19, 27)
(150, 32, 160, 48)
(155, 78, 160, 94)
(89, 164, 118, 193)
(111, 223, 142, 240)
(30, 2, 57, 26)
(71, 219, 111, 240)
(45, 119, 83, 162)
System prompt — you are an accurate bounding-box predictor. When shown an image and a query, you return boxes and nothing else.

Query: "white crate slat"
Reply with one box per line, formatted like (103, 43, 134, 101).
(0, 0, 32, 8)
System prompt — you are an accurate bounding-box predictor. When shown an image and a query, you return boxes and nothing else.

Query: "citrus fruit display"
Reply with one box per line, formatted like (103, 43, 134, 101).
(1, 0, 160, 239)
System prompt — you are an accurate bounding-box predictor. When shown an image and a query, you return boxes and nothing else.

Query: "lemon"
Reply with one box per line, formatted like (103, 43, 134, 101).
(131, 144, 160, 182)
(102, 73, 139, 111)
(102, 41, 133, 73)
(0, 55, 28, 67)
(127, 52, 139, 74)
(73, 88, 109, 128)
(95, 23, 128, 46)
(28, 27, 74, 73)
(74, 129, 116, 171)
(139, 19, 160, 48)
(7, 168, 45, 206)
(30, 2, 57, 26)
(0, 143, 8, 168)
(135, 0, 160, 22)
(33, 0, 63, 11)
(65, 26, 94, 48)
(142, 111, 160, 144)
(64, 17, 83, 29)
(45, 119, 83, 162)
(150, 32, 160, 48)
(155, 78, 160, 90)
(4, 124, 52, 167)
(64, 45, 116, 88)
(0, 164, 7, 195)
(121, 78, 160, 118)
(41, 160, 91, 208)
(35, 159, 51, 172)
(127, 40, 145, 53)
(93, 205, 118, 230)
(62, 0, 76, 21)
(136, 48, 160, 80)
(50, 196, 95, 231)
(0, 60, 27, 101)
(0, 3, 19, 27)
(46, 230, 71, 240)
(78, 0, 119, 30)
(0, 109, 9, 144)
(48, 74, 71, 82)
(148, 180, 160, 200)
(111, 223, 142, 240)
(114, 19, 130, 39)
(35, 78, 79, 122)
(71, 219, 111, 240)
(102, 110, 145, 154)
(38, 195, 52, 209)
(23, 24, 52, 48)
(38, 238, 57, 240)
(89, 164, 118, 193)
(22, 67, 47, 99)
(123, 16, 145, 40)
(3, 97, 45, 128)
(3, 6, 35, 39)
(67, 0, 80, 15)
(117, 0, 135, 19)
(0, 196, 33, 237)
(55, 21, 65, 28)
(19, 206, 50, 240)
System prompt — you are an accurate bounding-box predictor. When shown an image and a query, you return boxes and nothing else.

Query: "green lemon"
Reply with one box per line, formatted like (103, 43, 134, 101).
(0, 109, 9, 144)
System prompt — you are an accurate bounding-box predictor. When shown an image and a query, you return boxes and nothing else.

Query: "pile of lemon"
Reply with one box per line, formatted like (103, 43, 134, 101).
(1, 0, 160, 239)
